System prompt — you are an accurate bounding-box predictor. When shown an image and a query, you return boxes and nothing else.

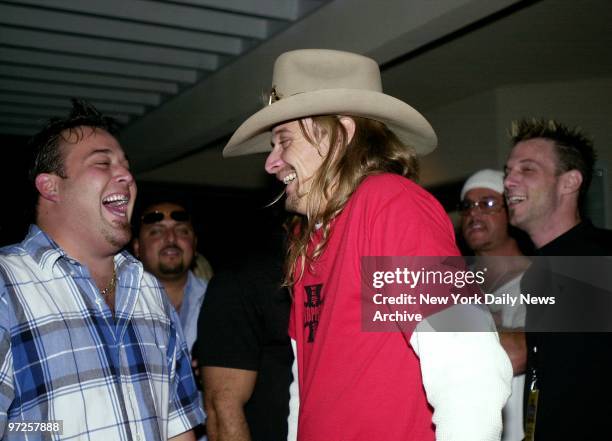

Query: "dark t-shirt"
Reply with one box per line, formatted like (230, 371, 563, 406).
(522, 221, 612, 440)
(194, 255, 293, 441)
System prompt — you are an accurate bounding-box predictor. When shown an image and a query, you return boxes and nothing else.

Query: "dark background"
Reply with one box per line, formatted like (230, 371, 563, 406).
(21, 128, 612, 265)
(1, 132, 469, 271)
(1, 133, 294, 271)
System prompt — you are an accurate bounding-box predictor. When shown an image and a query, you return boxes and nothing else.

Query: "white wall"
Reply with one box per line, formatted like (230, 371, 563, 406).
(420, 89, 499, 186)
(419, 77, 612, 226)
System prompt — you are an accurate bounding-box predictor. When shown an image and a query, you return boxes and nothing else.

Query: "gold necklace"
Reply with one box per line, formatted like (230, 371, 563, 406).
(100, 266, 116, 298)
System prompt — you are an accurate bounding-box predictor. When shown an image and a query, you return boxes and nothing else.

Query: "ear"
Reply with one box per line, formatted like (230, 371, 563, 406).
(560, 169, 583, 196)
(132, 238, 140, 257)
(35, 173, 60, 202)
(339, 116, 356, 144)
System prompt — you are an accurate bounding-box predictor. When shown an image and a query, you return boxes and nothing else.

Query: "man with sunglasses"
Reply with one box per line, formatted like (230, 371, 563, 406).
(134, 202, 208, 354)
(460, 169, 530, 441)
(0, 100, 203, 440)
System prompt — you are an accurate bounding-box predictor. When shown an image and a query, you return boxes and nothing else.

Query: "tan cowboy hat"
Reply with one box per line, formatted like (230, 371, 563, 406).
(223, 49, 437, 157)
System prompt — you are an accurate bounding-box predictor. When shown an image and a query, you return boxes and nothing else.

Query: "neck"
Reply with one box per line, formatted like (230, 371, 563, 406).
(529, 212, 581, 248)
(474, 239, 530, 290)
(37, 216, 120, 269)
(475, 237, 523, 257)
(159, 272, 189, 311)
(38, 222, 117, 278)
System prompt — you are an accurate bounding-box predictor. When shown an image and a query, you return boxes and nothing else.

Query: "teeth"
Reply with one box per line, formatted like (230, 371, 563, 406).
(103, 194, 129, 205)
(283, 172, 297, 184)
(507, 195, 526, 205)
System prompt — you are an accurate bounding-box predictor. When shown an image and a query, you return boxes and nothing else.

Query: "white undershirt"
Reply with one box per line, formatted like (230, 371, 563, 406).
(287, 305, 512, 441)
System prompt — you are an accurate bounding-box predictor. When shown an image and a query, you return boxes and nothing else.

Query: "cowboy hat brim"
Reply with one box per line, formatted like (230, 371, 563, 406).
(223, 88, 437, 157)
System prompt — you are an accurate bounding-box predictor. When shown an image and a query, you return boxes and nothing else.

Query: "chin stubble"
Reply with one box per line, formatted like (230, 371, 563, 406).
(159, 261, 185, 275)
(102, 221, 132, 249)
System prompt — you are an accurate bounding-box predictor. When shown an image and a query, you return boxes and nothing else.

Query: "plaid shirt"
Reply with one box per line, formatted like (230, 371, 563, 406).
(0, 226, 204, 440)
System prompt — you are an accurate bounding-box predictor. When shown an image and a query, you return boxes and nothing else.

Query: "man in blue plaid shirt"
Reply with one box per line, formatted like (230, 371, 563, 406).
(0, 99, 204, 440)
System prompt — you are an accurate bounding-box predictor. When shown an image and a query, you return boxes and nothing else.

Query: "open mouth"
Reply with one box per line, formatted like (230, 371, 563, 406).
(102, 193, 129, 217)
(282, 171, 297, 185)
(465, 220, 488, 237)
(467, 220, 486, 232)
(160, 246, 182, 257)
(506, 195, 526, 206)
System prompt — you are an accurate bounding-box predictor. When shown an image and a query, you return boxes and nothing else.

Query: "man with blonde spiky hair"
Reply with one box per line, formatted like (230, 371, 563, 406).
(505, 118, 597, 241)
(504, 118, 612, 440)
(223, 49, 512, 441)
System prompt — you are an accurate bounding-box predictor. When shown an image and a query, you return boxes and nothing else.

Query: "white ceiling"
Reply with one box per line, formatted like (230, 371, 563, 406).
(0, 0, 327, 135)
(2, 0, 612, 189)
(129, 0, 530, 179)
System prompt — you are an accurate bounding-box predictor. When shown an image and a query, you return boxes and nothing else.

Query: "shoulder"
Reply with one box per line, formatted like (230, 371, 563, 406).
(186, 270, 207, 298)
(354, 173, 425, 197)
(0, 241, 29, 261)
(131, 261, 177, 317)
(549, 222, 612, 255)
(207, 257, 283, 301)
(0, 242, 43, 285)
(353, 173, 443, 209)
(343, 173, 458, 255)
(588, 225, 612, 248)
(350, 173, 450, 224)
(220, 252, 282, 284)
(0, 243, 22, 255)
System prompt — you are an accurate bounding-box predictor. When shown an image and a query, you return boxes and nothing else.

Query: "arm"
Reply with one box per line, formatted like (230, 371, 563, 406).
(493, 278, 527, 375)
(286, 339, 299, 441)
(170, 430, 196, 441)
(499, 329, 526, 375)
(410, 306, 512, 441)
(165, 301, 206, 437)
(203, 366, 257, 441)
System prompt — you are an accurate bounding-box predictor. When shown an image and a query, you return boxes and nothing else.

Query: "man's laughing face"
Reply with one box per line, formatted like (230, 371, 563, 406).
(265, 118, 329, 215)
(55, 126, 136, 251)
(504, 138, 562, 236)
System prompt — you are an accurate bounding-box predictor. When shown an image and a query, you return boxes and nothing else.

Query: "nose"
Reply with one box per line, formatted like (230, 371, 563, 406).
(503, 169, 518, 191)
(114, 164, 135, 186)
(466, 206, 480, 217)
(264, 146, 286, 175)
(461, 205, 481, 220)
(163, 228, 177, 244)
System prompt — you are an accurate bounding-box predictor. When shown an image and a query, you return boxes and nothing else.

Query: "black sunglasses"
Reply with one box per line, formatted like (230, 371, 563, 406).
(141, 210, 190, 224)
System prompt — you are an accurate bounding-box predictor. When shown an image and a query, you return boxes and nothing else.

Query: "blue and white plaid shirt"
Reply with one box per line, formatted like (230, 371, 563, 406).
(0, 225, 204, 440)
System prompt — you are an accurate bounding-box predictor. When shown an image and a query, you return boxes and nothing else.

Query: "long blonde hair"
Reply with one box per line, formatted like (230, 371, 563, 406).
(284, 115, 419, 288)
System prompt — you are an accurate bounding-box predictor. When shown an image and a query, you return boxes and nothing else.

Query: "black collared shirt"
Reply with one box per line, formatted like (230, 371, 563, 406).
(522, 221, 612, 440)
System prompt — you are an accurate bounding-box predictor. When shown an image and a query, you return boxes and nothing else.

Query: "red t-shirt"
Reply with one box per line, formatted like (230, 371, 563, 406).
(290, 173, 460, 441)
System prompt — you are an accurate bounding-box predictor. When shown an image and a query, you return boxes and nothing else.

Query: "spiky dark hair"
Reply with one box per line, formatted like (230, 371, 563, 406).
(510, 118, 596, 203)
(28, 98, 119, 184)
(26, 99, 119, 222)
